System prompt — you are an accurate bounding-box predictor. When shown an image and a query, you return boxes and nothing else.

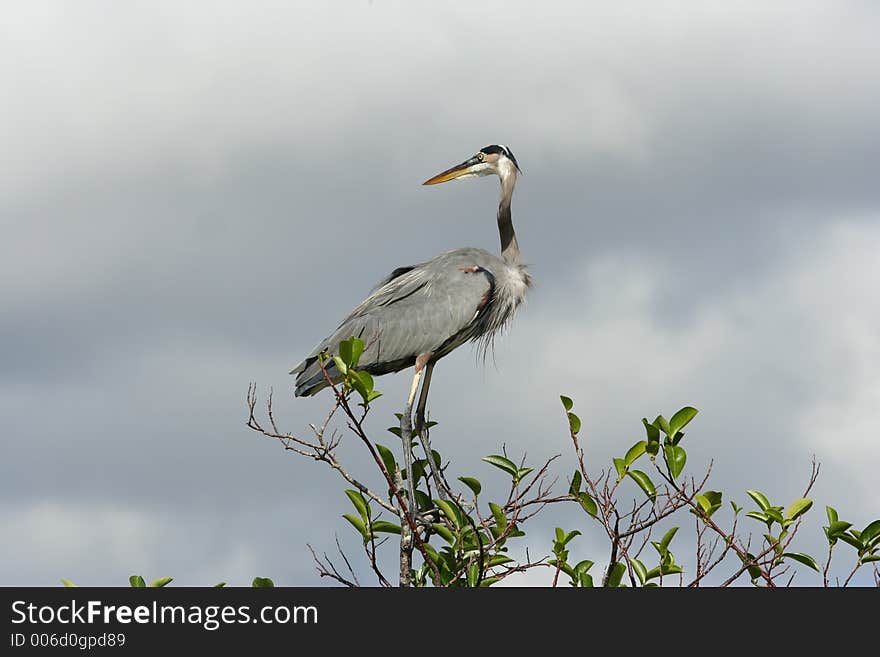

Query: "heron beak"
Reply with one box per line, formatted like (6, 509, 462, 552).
(422, 156, 481, 185)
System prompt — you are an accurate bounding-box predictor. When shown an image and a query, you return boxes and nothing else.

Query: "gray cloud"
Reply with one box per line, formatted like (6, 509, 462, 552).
(2, 1, 878, 585)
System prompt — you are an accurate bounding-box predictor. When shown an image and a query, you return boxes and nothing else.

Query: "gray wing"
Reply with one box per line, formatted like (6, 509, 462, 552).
(291, 248, 500, 396)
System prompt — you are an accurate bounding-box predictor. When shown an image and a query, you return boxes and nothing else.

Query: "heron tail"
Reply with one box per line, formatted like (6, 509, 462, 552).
(289, 356, 339, 397)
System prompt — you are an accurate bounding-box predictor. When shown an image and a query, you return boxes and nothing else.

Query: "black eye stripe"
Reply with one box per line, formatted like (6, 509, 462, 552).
(479, 144, 520, 172)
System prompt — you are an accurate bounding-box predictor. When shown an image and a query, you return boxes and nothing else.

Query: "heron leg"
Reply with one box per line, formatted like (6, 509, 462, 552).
(399, 367, 422, 519)
(414, 362, 450, 501)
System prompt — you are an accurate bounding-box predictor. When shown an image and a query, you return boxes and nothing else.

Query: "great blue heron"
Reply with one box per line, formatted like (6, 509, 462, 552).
(290, 144, 530, 508)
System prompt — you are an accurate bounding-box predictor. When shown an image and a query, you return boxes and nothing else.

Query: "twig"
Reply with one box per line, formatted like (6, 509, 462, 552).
(823, 542, 834, 587)
(842, 562, 862, 587)
(307, 543, 358, 587)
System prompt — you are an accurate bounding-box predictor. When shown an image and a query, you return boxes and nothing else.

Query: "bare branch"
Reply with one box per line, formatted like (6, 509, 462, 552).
(307, 543, 358, 587)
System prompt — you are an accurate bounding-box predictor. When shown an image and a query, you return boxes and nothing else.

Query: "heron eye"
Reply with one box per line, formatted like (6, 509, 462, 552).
(477, 152, 484, 161)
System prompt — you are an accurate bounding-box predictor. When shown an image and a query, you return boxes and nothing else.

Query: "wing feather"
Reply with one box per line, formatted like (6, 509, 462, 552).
(291, 249, 498, 395)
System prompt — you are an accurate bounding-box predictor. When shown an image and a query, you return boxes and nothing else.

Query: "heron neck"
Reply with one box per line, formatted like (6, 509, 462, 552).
(498, 174, 521, 264)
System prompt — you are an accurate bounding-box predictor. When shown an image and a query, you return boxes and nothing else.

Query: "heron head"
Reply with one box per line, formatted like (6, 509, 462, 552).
(422, 144, 521, 186)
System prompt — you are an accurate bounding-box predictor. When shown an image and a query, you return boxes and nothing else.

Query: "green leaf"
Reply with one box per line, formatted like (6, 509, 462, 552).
(838, 533, 862, 550)
(431, 523, 456, 544)
(560, 395, 573, 412)
(345, 489, 369, 520)
(129, 575, 146, 588)
(624, 441, 647, 466)
(435, 499, 461, 528)
(331, 355, 347, 376)
(489, 502, 507, 530)
(630, 558, 648, 585)
(746, 511, 771, 524)
(350, 374, 367, 400)
(61, 579, 76, 587)
(370, 520, 401, 535)
(414, 490, 432, 512)
(213, 582, 226, 588)
(706, 490, 723, 508)
(662, 563, 684, 576)
(569, 470, 582, 496)
(781, 552, 819, 572)
(339, 339, 353, 367)
(375, 443, 397, 476)
(642, 418, 660, 444)
(549, 559, 571, 576)
(654, 415, 670, 435)
(467, 562, 480, 587)
(731, 501, 742, 514)
(860, 555, 880, 564)
(826, 506, 839, 525)
(746, 561, 762, 581)
(149, 577, 173, 588)
(613, 457, 628, 481)
(574, 560, 595, 574)
(785, 498, 813, 522)
(516, 467, 534, 483)
(252, 577, 275, 588)
(563, 530, 581, 546)
(350, 338, 365, 367)
(694, 491, 723, 518)
(826, 520, 853, 538)
(659, 526, 679, 553)
(578, 492, 598, 518)
(458, 477, 482, 496)
(860, 520, 880, 545)
(664, 444, 687, 480)
(343, 513, 368, 539)
(568, 412, 582, 435)
(645, 566, 662, 581)
(482, 455, 519, 479)
(409, 460, 425, 484)
(696, 494, 712, 515)
(747, 490, 772, 512)
(338, 337, 364, 368)
(555, 527, 565, 544)
(668, 406, 698, 437)
(765, 507, 784, 525)
(488, 555, 514, 567)
(607, 562, 626, 587)
(350, 370, 375, 402)
(627, 470, 656, 501)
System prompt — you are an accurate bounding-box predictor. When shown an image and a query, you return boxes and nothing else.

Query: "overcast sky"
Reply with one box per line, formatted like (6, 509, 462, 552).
(2, 1, 879, 586)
